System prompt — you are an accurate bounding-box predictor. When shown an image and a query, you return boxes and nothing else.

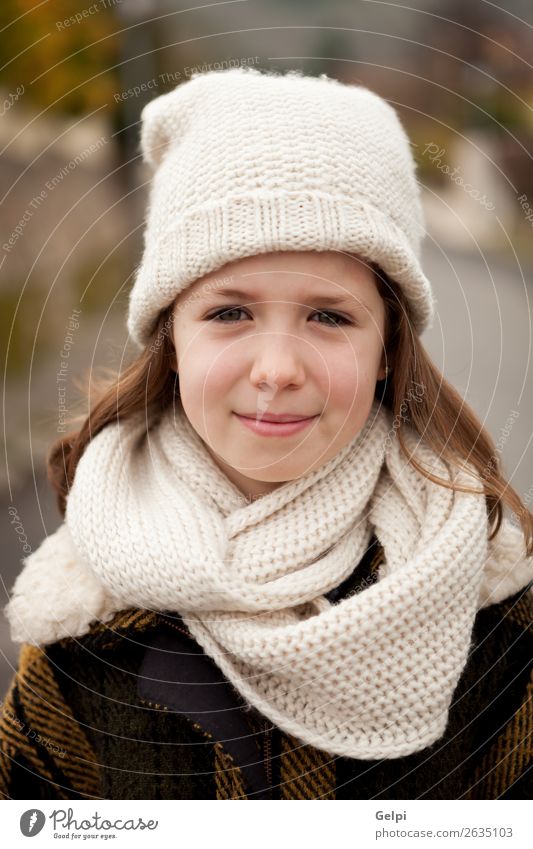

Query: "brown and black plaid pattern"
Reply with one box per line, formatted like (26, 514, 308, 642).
(1, 545, 530, 800)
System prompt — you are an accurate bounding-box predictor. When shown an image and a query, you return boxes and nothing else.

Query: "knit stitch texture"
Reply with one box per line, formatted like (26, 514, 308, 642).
(127, 67, 436, 347)
(6, 398, 532, 760)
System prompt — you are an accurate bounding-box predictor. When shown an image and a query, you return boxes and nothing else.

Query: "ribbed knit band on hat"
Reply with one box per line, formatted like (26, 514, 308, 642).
(127, 66, 436, 348)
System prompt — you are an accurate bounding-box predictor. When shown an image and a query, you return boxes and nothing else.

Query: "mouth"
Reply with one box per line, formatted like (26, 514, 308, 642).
(233, 412, 318, 437)
(236, 413, 316, 423)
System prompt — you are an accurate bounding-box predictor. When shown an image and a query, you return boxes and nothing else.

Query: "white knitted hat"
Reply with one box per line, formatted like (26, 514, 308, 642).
(127, 66, 436, 348)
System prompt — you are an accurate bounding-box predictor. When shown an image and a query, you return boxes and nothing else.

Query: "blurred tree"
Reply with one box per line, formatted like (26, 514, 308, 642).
(0, 0, 121, 115)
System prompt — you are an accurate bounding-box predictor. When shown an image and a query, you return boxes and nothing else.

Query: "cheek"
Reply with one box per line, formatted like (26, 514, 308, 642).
(321, 349, 375, 400)
(178, 338, 240, 393)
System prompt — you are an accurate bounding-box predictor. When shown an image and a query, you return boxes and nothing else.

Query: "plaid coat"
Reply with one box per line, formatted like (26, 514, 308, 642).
(1, 537, 531, 800)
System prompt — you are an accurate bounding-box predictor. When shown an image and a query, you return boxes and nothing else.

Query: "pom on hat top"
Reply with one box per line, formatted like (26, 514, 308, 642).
(127, 66, 435, 348)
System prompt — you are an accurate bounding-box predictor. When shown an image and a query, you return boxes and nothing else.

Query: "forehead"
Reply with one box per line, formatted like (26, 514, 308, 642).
(178, 251, 380, 305)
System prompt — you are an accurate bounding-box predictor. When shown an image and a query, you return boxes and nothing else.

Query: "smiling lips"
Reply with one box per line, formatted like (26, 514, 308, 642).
(237, 412, 315, 423)
(234, 412, 318, 437)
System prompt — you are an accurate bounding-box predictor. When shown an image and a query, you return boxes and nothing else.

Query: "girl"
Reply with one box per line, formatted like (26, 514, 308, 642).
(1, 67, 532, 801)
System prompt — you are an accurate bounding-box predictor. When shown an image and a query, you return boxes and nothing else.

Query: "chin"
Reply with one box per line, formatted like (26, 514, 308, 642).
(246, 467, 306, 484)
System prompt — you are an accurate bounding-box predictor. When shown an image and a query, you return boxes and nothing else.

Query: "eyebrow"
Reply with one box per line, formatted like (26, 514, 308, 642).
(200, 288, 371, 310)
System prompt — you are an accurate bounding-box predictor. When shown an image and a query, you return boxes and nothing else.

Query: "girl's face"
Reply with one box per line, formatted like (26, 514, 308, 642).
(170, 251, 387, 501)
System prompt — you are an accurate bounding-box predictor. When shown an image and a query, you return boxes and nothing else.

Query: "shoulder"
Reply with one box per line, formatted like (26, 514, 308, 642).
(472, 584, 531, 648)
(55, 607, 164, 653)
(461, 585, 532, 799)
(467, 584, 531, 708)
(0, 638, 103, 798)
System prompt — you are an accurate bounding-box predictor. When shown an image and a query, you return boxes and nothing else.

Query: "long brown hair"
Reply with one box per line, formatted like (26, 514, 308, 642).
(48, 266, 533, 556)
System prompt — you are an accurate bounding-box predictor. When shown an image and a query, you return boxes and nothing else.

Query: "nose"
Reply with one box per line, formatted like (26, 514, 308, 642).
(249, 333, 306, 391)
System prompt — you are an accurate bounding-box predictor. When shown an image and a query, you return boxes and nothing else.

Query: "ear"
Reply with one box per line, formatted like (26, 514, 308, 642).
(376, 354, 388, 382)
(166, 318, 178, 373)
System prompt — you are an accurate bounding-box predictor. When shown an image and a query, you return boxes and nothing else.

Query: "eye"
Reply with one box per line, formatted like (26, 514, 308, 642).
(207, 307, 250, 323)
(311, 310, 352, 327)
(204, 307, 353, 326)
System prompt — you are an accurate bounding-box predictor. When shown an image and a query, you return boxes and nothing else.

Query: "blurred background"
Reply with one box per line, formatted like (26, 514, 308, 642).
(1, 0, 532, 695)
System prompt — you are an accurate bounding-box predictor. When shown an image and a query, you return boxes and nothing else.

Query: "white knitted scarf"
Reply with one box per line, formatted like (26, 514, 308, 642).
(7, 399, 532, 759)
